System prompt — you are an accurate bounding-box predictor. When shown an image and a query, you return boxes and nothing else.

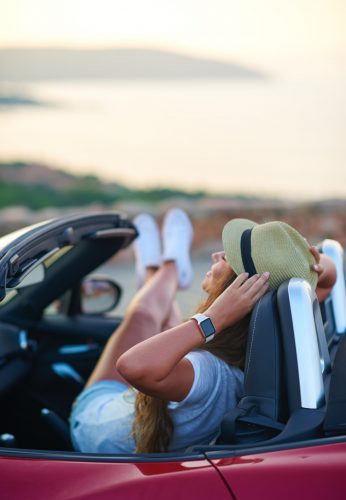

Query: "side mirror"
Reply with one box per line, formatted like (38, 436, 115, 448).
(80, 277, 122, 315)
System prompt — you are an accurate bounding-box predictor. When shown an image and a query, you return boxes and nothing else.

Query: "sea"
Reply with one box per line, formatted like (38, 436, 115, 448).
(0, 75, 346, 201)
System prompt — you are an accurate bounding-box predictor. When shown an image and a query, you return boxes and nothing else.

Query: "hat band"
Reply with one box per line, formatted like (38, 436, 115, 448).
(240, 229, 257, 276)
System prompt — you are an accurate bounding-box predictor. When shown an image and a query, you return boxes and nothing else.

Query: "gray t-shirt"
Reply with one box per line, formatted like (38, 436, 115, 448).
(70, 350, 244, 454)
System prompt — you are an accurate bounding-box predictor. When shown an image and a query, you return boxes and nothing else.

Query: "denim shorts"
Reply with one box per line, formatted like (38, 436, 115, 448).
(70, 380, 128, 451)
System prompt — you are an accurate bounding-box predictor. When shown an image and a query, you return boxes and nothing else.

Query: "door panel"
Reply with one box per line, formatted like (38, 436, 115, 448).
(211, 442, 346, 499)
(31, 315, 123, 417)
(0, 456, 234, 500)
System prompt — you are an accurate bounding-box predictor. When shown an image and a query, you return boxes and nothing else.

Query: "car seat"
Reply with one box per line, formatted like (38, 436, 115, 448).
(319, 239, 346, 346)
(218, 278, 331, 446)
(318, 239, 346, 437)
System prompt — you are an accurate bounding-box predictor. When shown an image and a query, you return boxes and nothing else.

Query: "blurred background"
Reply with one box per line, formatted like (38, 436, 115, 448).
(0, 0, 345, 313)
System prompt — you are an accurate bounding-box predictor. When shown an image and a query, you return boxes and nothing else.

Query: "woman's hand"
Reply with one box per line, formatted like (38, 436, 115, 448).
(309, 246, 337, 303)
(310, 246, 324, 276)
(205, 272, 270, 333)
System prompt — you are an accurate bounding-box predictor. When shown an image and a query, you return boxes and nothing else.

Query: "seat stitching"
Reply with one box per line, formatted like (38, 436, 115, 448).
(245, 298, 262, 384)
(274, 316, 278, 419)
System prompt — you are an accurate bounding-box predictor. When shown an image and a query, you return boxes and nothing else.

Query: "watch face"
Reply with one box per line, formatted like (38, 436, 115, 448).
(201, 318, 215, 337)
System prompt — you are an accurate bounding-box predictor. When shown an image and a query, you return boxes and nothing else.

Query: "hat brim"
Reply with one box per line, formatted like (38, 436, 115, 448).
(222, 218, 257, 276)
(222, 218, 318, 291)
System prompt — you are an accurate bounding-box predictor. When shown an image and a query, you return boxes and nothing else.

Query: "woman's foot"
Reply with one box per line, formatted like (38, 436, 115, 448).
(133, 213, 161, 288)
(162, 208, 193, 289)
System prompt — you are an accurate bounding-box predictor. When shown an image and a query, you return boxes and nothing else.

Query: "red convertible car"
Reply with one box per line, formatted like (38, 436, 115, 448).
(0, 212, 345, 499)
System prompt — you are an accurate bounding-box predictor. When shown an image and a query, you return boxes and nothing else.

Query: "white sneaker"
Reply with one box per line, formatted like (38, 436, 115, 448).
(162, 208, 193, 289)
(133, 213, 161, 287)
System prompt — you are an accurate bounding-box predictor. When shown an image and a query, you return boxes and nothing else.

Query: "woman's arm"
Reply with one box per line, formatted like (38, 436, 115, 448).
(310, 247, 337, 303)
(116, 272, 269, 402)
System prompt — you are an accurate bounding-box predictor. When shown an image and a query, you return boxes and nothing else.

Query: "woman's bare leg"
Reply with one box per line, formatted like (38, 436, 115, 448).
(85, 261, 178, 387)
(141, 267, 183, 329)
(162, 301, 183, 330)
(141, 268, 183, 331)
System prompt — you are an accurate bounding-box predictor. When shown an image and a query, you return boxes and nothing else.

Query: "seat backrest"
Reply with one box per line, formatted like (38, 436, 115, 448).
(240, 290, 286, 423)
(319, 241, 346, 437)
(220, 278, 330, 445)
(219, 289, 286, 444)
(320, 239, 346, 338)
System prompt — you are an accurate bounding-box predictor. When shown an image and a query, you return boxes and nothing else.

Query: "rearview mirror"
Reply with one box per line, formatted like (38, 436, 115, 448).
(80, 277, 122, 315)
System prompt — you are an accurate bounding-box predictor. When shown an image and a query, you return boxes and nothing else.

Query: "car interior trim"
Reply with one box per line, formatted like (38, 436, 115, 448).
(287, 278, 325, 409)
(89, 228, 137, 239)
(0, 436, 345, 463)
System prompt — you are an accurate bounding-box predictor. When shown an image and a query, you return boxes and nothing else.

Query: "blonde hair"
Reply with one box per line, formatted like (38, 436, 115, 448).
(132, 268, 250, 453)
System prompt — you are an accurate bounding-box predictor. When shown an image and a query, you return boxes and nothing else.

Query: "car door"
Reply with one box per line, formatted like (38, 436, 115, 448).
(0, 212, 137, 449)
(0, 451, 234, 500)
(208, 441, 346, 499)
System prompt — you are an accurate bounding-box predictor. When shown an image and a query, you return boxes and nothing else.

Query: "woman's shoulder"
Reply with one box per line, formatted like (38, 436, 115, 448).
(186, 349, 244, 379)
(172, 349, 244, 410)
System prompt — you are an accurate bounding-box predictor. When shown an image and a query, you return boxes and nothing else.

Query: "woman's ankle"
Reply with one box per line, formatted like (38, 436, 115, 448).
(144, 266, 158, 283)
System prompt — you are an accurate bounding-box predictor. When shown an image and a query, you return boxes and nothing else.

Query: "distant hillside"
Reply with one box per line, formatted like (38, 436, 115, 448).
(0, 161, 206, 209)
(1, 162, 346, 251)
(0, 95, 42, 107)
(0, 48, 266, 81)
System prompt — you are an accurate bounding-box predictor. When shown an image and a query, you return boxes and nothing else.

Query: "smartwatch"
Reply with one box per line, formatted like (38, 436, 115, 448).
(191, 313, 216, 343)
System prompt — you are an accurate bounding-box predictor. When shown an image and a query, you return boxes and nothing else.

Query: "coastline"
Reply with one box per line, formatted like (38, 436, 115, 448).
(1, 196, 345, 251)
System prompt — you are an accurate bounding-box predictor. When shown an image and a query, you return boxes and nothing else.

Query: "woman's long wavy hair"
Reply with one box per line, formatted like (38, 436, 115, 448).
(132, 269, 251, 453)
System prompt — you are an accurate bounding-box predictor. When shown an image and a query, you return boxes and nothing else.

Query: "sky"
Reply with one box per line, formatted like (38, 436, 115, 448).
(0, 0, 345, 74)
(0, 0, 345, 200)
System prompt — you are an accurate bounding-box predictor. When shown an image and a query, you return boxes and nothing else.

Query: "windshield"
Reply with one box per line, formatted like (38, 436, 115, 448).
(0, 245, 73, 309)
(0, 220, 52, 254)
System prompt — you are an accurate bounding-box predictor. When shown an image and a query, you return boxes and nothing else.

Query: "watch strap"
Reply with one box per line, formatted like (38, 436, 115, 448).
(191, 313, 216, 343)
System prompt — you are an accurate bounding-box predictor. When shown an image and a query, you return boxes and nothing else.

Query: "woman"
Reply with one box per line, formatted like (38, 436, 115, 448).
(70, 210, 336, 454)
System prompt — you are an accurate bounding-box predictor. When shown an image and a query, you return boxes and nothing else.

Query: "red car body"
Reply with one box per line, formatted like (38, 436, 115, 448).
(1, 441, 345, 499)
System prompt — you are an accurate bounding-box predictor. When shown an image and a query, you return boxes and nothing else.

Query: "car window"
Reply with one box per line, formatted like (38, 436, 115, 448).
(43, 259, 134, 317)
(44, 290, 73, 316)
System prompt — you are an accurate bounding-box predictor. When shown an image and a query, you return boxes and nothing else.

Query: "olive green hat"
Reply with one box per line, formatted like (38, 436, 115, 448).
(222, 219, 318, 290)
